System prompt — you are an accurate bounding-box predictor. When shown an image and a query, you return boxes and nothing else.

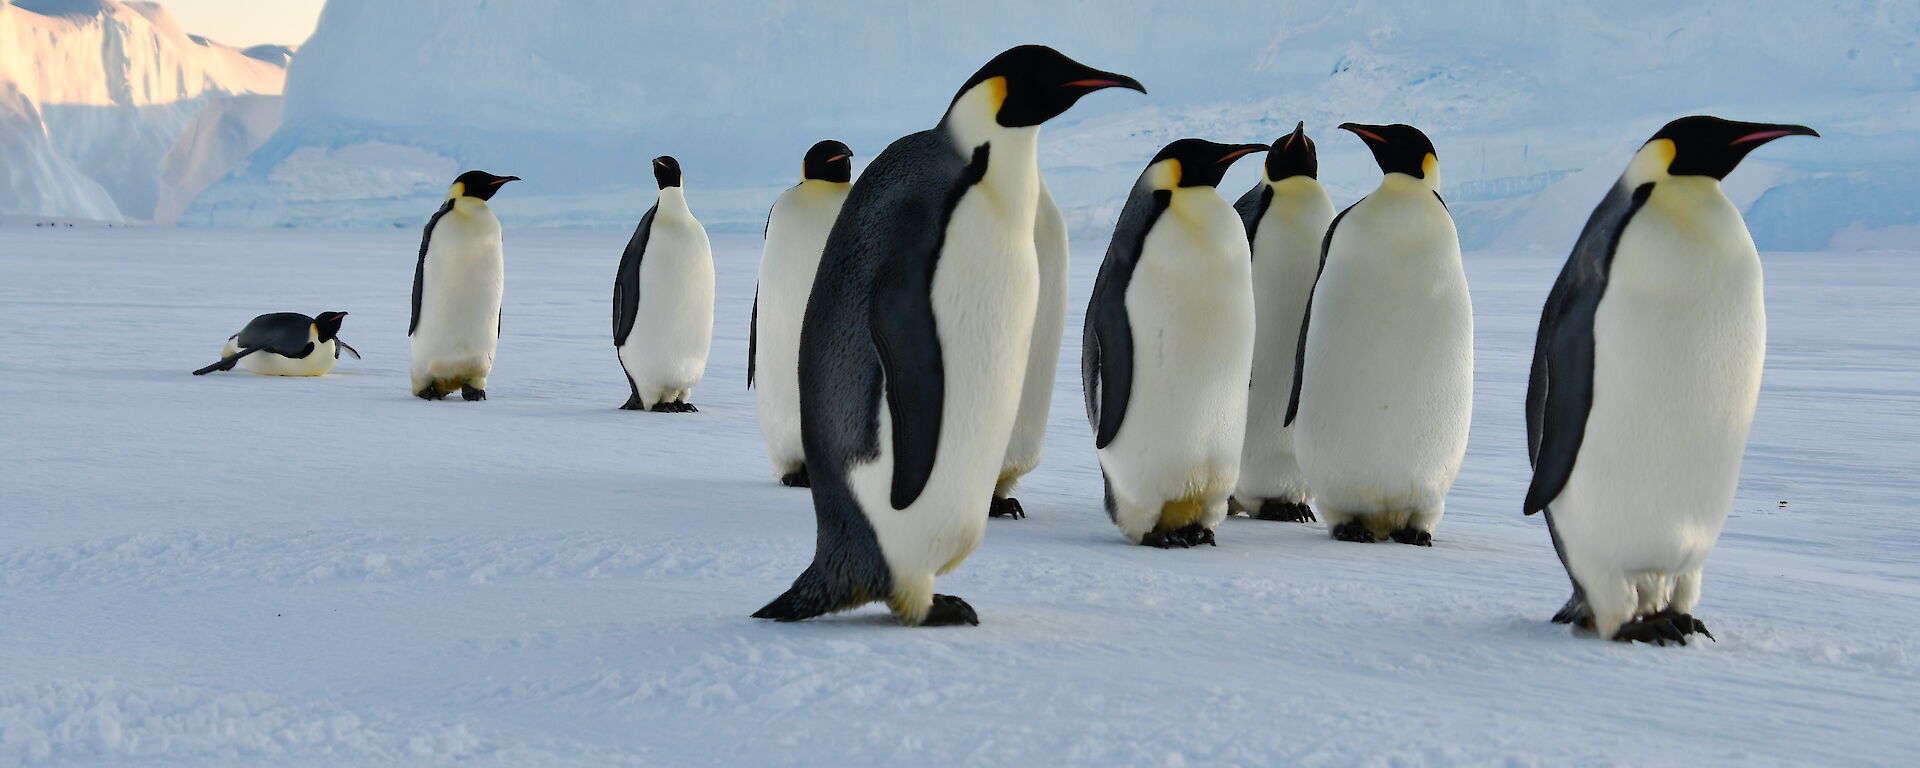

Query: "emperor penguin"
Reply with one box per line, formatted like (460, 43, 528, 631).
(614, 156, 716, 412)
(1288, 123, 1470, 546)
(192, 311, 359, 376)
(410, 170, 519, 401)
(1525, 116, 1817, 645)
(754, 45, 1143, 626)
(989, 173, 1068, 520)
(1230, 122, 1333, 524)
(752, 140, 854, 483)
(1084, 139, 1267, 547)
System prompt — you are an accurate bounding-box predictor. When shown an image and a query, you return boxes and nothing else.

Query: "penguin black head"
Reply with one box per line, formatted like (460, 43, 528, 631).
(1265, 122, 1318, 181)
(1646, 116, 1819, 180)
(1148, 139, 1269, 188)
(453, 169, 522, 200)
(950, 45, 1146, 128)
(802, 140, 853, 183)
(1340, 123, 1437, 180)
(313, 311, 347, 342)
(452, 171, 519, 201)
(652, 156, 683, 189)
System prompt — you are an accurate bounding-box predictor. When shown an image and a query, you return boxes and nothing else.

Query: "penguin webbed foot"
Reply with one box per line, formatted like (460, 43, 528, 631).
(1253, 500, 1316, 523)
(1330, 520, 1375, 543)
(779, 468, 811, 488)
(919, 594, 979, 626)
(415, 386, 445, 401)
(1612, 616, 1690, 646)
(648, 401, 675, 413)
(461, 386, 486, 402)
(1140, 524, 1215, 549)
(989, 497, 1026, 520)
(1646, 610, 1714, 642)
(676, 401, 698, 413)
(1387, 527, 1433, 547)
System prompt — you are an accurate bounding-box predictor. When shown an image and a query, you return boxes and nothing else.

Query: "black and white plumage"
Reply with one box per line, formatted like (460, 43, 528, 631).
(614, 156, 714, 413)
(192, 311, 357, 376)
(1524, 115, 1817, 645)
(1229, 122, 1331, 525)
(410, 170, 518, 401)
(754, 45, 1142, 627)
(1083, 139, 1266, 547)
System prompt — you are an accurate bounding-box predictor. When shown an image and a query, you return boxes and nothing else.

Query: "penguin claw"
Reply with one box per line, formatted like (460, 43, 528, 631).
(1387, 527, 1433, 547)
(677, 402, 699, 413)
(415, 387, 445, 401)
(461, 386, 486, 402)
(989, 497, 1026, 519)
(1140, 524, 1215, 548)
(779, 469, 811, 488)
(1253, 500, 1316, 523)
(1330, 520, 1375, 543)
(921, 594, 979, 626)
(648, 402, 675, 413)
(1647, 610, 1715, 642)
(1613, 615, 1691, 646)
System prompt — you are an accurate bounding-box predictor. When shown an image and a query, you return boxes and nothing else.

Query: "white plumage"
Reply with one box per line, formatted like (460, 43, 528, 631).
(617, 187, 715, 409)
(1235, 174, 1334, 515)
(753, 178, 848, 479)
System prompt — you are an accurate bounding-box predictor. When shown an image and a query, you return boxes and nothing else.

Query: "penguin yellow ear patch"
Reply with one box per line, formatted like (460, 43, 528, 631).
(1422, 153, 1437, 179)
(449, 181, 466, 199)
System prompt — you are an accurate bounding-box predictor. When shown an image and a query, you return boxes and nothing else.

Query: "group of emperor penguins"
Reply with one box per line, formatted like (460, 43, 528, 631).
(197, 45, 1817, 646)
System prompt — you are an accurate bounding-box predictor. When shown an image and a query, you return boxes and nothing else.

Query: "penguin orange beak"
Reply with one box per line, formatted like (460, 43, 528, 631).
(493, 176, 521, 184)
(1064, 73, 1146, 95)
(1220, 144, 1269, 164)
(825, 154, 850, 164)
(1730, 124, 1819, 146)
(1339, 123, 1388, 145)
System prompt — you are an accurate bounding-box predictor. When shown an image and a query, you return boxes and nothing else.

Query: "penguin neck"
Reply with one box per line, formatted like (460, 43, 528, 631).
(1373, 170, 1438, 199)
(941, 83, 1040, 209)
(654, 186, 691, 219)
(452, 196, 493, 217)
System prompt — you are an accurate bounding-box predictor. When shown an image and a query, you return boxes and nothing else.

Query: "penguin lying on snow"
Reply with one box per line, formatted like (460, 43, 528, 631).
(1230, 122, 1332, 525)
(754, 45, 1143, 627)
(1288, 123, 1472, 547)
(193, 311, 358, 376)
(615, 156, 715, 412)
(411, 170, 519, 401)
(1085, 139, 1267, 547)
(1526, 115, 1816, 645)
(753, 141, 854, 482)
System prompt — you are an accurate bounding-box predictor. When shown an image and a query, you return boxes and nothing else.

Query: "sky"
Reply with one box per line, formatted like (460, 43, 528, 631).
(151, 0, 324, 47)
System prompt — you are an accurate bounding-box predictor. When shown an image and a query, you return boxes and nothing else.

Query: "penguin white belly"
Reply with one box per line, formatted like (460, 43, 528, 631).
(1099, 200, 1255, 541)
(755, 186, 843, 475)
(998, 178, 1068, 494)
(1238, 181, 1334, 506)
(1549, 188, 1764, 625)
(1295, 194, 1472, 535)
(843, 190, 1039, 615)
(618, 219, 715, 404)
(225, 336, 337, 376)
(411, 205, 504, 390)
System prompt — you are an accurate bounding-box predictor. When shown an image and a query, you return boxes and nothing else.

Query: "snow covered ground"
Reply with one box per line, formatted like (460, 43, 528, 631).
(2, 225, 1916, 766)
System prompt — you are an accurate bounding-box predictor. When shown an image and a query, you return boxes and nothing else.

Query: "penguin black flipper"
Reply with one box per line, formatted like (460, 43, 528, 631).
(1083, 186, 1169, 449)
(336, 340, 361, 359)
(1233, 183, 1274, 247)
(868, 141, 989, 509)
(1523, 180, 1653, 515)
(613, 204, 658, 347)
(1284, 201, 1357, 426)
(411, 199, 454, 337)
(747, 285, 758, 388)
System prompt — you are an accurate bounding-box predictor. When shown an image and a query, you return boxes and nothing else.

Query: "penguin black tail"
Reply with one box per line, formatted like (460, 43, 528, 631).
(192, 346, 259, 375)
(753, 564, 853, 622)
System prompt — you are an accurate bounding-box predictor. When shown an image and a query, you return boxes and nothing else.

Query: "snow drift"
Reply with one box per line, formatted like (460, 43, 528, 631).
(0, 0, 289, 223)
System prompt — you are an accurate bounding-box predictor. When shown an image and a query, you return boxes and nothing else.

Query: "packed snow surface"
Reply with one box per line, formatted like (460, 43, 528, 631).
(2, 226, 1917, 766)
